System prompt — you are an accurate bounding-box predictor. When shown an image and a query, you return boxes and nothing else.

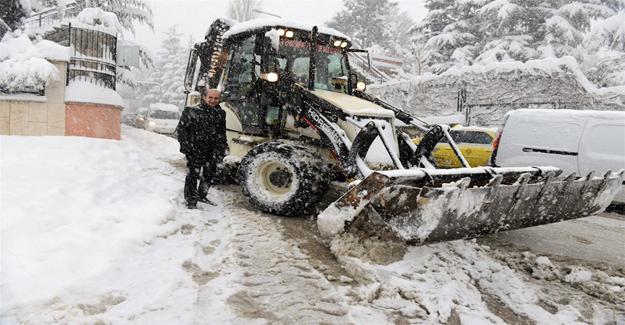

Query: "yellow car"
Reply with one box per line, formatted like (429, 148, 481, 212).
(413, 126, 498, 168)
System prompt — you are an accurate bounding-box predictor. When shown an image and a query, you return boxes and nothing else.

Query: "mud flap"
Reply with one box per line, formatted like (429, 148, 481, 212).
(317, 168, 625, 245)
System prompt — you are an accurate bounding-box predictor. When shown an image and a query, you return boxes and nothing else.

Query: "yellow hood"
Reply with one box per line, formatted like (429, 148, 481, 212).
(312, 90, 395, 119)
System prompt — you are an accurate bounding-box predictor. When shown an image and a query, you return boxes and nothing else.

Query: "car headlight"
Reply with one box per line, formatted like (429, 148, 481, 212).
(149, 121, 156, 126)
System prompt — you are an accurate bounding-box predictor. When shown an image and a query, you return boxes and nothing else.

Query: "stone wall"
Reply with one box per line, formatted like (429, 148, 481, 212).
(0, 61, 66, 135)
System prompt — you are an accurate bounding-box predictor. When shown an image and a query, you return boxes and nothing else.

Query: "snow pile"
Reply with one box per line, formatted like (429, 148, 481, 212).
(74, 7, 124, 35)
(0, 127, 240, 323)
(0, 130, 176, 308)
(329, 237, 622, 323)
(65, 81, 124, 107)
(564, 268, 593, 284)
(0, 33, 69, 94)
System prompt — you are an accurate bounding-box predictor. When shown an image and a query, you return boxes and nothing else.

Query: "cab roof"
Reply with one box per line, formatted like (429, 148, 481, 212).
(222, 18, 351, 40)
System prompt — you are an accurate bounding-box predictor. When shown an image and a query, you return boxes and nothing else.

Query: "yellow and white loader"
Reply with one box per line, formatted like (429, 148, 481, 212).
(182, 18, 624, 245)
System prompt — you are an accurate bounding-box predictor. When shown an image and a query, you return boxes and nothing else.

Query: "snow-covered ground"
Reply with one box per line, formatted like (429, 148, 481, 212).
(2, 127, 624, 324)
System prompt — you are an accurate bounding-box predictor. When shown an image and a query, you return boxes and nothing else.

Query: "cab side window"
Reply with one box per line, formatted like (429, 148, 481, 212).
(224, 35, 262, 131)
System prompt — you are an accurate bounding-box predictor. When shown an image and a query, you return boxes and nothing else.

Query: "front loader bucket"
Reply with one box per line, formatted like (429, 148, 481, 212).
(317, 167, 624, 245)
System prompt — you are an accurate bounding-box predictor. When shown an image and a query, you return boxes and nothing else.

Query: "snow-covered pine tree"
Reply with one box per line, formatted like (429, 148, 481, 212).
(327, 0, 398, 49)
(411, 0, 482, 73)
(582, 8, 625, 87)
(140, 25, 188, 109)
(1, 0, 29, 33)
(91, 0, 153, 34)
(227, 0, 261, 22)
(542, 1, 617, 59)
(30, 0, 153, 34)
(412, 0, 625, 87)
(384, 6, 414, 66)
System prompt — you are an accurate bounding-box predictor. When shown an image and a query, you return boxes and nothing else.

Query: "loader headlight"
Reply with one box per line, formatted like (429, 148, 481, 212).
(263, 72, 279, 82)
(356, 81, 366, 91)
(285, 30, 294, 38)
(333, 40, 342, 47)
(277, 28, 285, 36)
(340, 41, 348, 48)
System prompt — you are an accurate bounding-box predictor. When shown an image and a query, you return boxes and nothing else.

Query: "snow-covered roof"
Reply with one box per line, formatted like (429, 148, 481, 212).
(508, 108, 625, 121)
(223, 18, 350, 40)
(149, 103, 179, 112)
(451, 125, 499, 134)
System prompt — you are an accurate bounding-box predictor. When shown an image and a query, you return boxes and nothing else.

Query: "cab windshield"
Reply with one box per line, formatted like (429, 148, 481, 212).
(276, 39, 348, 93)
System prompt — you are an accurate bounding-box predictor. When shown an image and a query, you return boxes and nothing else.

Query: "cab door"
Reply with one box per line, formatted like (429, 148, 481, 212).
(222, 34, 265, 135)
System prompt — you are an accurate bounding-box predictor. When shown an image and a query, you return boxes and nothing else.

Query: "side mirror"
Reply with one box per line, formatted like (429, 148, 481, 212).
(186, 91, 201, 106)
(349, 73, 366, 93)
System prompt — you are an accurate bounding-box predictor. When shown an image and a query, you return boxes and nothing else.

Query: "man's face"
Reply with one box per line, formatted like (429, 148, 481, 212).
(204, 90, 221, 107)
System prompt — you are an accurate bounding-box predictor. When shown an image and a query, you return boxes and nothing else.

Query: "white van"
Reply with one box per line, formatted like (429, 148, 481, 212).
(491, 109, 625, 203)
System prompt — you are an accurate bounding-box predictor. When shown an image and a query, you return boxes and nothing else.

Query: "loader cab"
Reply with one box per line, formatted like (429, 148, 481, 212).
(217, 24, 353, 137)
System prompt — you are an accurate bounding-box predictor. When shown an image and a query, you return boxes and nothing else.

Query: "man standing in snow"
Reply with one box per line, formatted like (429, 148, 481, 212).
(177, 88, 228, 209)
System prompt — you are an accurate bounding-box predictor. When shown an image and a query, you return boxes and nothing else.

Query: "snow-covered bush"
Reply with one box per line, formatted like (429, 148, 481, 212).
(0, 32, 69, 94)
(368, 56, 624, 125)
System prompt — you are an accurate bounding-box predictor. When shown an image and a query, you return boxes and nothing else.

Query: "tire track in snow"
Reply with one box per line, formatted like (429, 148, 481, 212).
(221, 191, 353, 324)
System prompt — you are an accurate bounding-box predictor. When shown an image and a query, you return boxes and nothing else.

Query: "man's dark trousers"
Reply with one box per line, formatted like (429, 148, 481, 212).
(184, 156, 218, 205)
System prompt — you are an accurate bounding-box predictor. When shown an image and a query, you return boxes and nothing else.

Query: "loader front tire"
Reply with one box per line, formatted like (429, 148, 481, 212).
(239, 140, 328, 216)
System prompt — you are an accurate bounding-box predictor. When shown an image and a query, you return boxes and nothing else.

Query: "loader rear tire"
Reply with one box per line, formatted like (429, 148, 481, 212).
(238, 140, 329, 216)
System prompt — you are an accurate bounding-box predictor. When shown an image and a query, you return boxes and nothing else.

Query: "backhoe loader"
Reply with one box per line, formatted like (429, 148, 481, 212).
(183, 18, 624, 245)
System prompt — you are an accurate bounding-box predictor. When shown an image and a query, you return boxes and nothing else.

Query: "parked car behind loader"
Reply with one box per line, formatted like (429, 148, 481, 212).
(413, 126, 497, 168)
(136, 103, 180, 135)
(182, 18, 624, 245)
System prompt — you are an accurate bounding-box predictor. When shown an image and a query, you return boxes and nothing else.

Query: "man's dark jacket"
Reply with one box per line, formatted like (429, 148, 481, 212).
(177, 102, 228, 161)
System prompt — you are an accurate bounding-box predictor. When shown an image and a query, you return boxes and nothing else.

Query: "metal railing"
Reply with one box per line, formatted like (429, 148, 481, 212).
(67, 24, 117, 90)
(349, 51, 393, 84)
(456, 86, 589, 126)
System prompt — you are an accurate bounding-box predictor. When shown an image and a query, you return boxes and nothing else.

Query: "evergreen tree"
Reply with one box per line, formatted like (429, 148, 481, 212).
(88, 0, 153, 33)
(1, 0, 29, 33)
(385, 7, 414, 59)
(30, 0, 153, 34)
(140, 26, 188, 108)
(327, 0, 398, 48)
(411, 0, 482, 73)
(227, 0, 261, 22)
(411, 0, 625, 86)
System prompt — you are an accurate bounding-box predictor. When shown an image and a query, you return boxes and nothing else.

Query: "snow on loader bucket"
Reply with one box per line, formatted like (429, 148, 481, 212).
(318, 167, 624, 245)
